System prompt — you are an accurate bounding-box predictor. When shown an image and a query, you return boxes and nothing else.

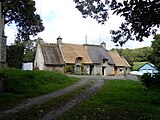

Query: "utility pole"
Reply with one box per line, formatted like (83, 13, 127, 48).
(0, 1, 6, 68)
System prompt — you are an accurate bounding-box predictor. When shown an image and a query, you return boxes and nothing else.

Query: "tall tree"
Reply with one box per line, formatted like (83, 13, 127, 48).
(114, 48, 134, 66)
(6, 43, 25, 69)
(0, 0, 44, 68)
(150, 34, 160, 71)
(133, 47, 153, 62)
(23, 37, 41, 63)
(0, 1, 6, 68)
(2, 0, 44, 41)
(74, 0, 160, 46)
(114, 46, 153, 68)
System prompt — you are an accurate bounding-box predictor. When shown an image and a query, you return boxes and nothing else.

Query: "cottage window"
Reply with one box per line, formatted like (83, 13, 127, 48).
(76, 65, 81, 72)
(119, 68, 123, 74)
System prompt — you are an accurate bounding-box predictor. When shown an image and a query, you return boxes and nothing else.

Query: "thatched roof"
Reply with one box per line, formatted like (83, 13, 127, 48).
(39, 41, 130, 67)
(108, 50, 131, 67)
(121, 56, 131, 67)
(40, 43, 65, 65)
(60, 44, 92, 64)
(85, 45, 114, 64)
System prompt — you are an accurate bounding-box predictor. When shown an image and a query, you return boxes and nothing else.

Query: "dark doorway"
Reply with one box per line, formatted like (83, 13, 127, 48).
(102, 66, 105, 75)
(90, 65, 94, 75)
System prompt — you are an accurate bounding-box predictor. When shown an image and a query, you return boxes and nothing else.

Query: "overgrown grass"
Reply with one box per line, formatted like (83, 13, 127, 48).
(3, 81, 94, 119)
(0, 68, 78, 109)
(61, 80, 160, 120)
(132, 62, 148, 71)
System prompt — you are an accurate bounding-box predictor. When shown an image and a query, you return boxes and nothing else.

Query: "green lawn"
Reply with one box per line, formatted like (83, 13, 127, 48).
(132, 62, 148, 71)
(0, 68, 78, 109)
(61, 80, 160, 120)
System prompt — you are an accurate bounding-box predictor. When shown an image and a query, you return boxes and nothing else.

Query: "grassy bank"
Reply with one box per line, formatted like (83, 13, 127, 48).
(62, 80, 160, 120)
(0, 68, 78, 109)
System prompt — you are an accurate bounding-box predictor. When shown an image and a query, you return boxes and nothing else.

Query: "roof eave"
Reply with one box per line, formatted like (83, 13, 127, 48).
(45, 64, 65, 66)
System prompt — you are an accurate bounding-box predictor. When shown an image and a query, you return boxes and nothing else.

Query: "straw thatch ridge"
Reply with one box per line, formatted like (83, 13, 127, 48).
(86, 45, 114, 64)
(60, 43, 92, 64)
(108, 50, 130, 67)
(41, 43, 65, 65)
(121, 56, 131, 67)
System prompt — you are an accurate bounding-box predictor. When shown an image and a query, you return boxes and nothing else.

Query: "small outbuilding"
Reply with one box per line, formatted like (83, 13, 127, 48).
(139, 63, 158, 75)
(22, 62, 33, 70)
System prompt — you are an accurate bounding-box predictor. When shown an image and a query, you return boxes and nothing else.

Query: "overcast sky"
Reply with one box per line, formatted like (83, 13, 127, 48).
(5, 0, 156, 50)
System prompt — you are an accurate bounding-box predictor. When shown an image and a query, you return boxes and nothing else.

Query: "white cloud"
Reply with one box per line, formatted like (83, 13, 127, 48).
(5, 24, 17, 45)
(5, 0, 154, 49)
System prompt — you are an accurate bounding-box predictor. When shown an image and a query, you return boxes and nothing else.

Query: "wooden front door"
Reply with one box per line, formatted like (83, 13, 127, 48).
(114, 67, 118, 76)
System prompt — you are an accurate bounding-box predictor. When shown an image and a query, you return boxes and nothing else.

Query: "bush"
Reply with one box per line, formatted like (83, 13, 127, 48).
(64, 65, 88, 75)
(64, 65, 74, 73)
(140, 73, 160, 90)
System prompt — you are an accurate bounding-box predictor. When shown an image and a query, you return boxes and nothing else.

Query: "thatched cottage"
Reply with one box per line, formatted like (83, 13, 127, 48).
(34, 37, 131, 76)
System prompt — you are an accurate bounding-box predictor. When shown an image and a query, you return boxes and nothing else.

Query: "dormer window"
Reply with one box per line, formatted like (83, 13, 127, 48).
(75, 57, 83, 74)
(75, 57, 82, 65)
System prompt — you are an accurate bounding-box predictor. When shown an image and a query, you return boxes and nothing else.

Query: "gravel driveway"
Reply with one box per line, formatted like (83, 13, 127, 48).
(0, 75, 138, 119)
(0, 79, 104, 120)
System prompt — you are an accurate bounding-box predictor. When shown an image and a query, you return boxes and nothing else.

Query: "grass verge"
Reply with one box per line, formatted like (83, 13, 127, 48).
(0, 68, 78, 109)
(61, 80, 160, 120)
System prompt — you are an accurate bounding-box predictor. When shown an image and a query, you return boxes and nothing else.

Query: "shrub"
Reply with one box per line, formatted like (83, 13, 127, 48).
(65, 65, 88, 75)
(96, 73, 101, 76)
(64, 65, 74, 73)
(140, 73, 160, 90)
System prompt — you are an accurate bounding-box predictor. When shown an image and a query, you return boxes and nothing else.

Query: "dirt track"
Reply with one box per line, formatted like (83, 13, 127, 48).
(0, 75, 138, 119)
(0, 79, 104, 120)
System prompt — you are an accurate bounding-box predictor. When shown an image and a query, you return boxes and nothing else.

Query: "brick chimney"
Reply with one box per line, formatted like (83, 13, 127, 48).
(101, 41, 106, 49)
(57, 36, 62, 45)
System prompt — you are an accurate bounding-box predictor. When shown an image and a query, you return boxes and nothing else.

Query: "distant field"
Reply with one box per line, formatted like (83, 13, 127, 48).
(132, 62, 148, 71)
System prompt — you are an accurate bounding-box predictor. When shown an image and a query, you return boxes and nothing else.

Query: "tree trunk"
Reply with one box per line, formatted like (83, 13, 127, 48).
(0, 2, 6, 68)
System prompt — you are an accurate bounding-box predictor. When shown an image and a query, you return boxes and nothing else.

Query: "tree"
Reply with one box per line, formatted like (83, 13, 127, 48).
(2, 0, 44, 41)
(6, 43, 25, 69)
(133, 47, 153, 62)
(0, 1, 7, 68)
(23, 38, 41, 63)
(114, 46, 153, 68)
(114, 48, 134, 67)
(74, 0, 160, 46)
(150, 34, 160, 71)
